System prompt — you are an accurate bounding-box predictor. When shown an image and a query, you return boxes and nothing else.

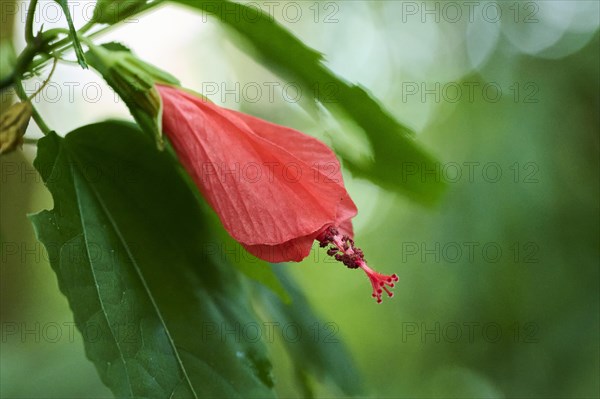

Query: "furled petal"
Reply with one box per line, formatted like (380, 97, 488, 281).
(158, 85, 357, 261)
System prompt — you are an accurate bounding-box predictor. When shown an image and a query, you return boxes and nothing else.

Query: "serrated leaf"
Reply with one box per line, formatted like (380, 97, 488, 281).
(174, 0, 445, 204)
(29, 122, 275, 398)
(258, 266, 363, 397)
(54, 0, 87, 68)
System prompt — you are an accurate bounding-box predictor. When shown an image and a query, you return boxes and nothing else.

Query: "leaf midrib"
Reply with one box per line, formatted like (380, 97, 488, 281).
(71, 163, 135, 398)
(68, 145, 199, 399)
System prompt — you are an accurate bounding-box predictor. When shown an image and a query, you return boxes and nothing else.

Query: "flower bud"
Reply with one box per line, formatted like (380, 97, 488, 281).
(85, 43, 178, 148)
(0, 102, 33, 154)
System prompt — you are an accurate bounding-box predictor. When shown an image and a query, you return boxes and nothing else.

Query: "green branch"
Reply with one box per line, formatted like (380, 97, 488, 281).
(25, 0, 38, 43)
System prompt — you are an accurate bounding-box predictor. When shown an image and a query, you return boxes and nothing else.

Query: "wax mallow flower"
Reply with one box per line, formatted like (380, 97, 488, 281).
(157, 84, 398, 303)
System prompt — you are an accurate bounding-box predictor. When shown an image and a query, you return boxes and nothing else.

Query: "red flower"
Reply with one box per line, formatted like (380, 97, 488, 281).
(158, 85, 397, 303)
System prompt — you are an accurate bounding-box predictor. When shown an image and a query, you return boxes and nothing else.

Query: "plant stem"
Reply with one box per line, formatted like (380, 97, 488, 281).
(5, 43, 39, 88)
(79, 20, 95, 35)
(14, 76, 51, 136)
(28, 0, 167, 72)
(3, 0, 165, 91)
(19, 57, 58, 135)
(0, 74, 14, 91)
(4, 0, 158, 89)
(27, 58, 57, 101)
(43, 20, 95, 52)
(25, 0, 38, 43)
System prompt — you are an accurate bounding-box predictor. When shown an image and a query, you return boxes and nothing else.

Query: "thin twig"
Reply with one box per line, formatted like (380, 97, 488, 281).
(27, 58, 58, 101)
(14, 58, 59, 136)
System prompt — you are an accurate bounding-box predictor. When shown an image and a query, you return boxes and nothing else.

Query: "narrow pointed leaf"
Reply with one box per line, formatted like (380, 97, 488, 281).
(30, 122, 275, 398)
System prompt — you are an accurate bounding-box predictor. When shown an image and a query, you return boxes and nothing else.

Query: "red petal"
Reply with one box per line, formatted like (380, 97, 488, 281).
(229, 109, 357, 237)
(158, 85, 357, 261)
(242, 234, 315, 263)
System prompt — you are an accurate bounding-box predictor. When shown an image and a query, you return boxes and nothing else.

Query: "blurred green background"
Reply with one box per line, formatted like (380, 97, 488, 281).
(1, 1, 598, 398)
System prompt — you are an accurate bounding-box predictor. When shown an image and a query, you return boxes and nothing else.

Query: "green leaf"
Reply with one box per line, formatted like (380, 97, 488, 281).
(29, 122, 275, 398)
(54, 0, 87, 68)
(173, 0, 445, 204)
(258, 266, 363, 397)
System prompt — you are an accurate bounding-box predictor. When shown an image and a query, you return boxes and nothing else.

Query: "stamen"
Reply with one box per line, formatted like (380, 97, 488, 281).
(317, 226, 398, 303)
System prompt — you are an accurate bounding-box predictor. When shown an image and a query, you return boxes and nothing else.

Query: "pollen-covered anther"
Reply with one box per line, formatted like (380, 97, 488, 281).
(317, 226, 398, 303)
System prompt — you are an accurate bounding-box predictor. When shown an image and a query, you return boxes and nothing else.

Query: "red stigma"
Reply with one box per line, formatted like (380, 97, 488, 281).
(317, 226, 398, 303)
